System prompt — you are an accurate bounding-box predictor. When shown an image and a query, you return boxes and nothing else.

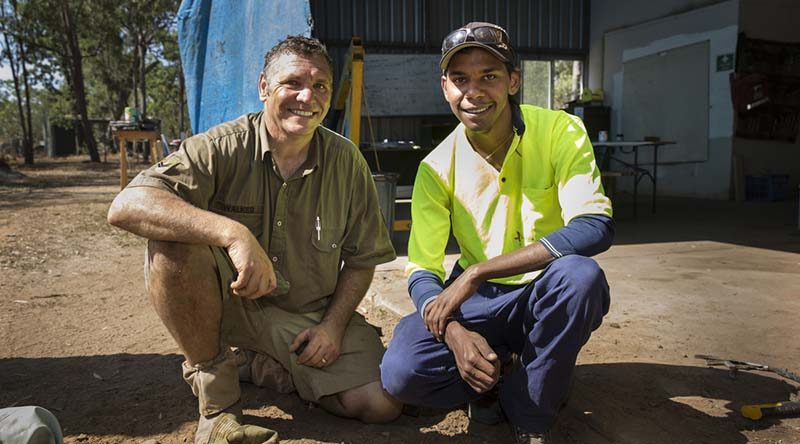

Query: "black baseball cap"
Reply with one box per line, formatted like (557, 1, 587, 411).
(440, 22, 517, 71)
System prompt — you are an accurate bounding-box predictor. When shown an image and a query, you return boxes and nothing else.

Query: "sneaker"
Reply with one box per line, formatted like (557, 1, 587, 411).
(510, 423, 551, 444)
(195, 408, 278, 444)
(234, 348, 295, 394)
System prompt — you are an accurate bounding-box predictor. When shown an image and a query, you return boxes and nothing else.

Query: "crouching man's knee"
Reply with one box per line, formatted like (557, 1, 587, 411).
(379, 348, 419, 404)
(323, 381, 402, 423)
(549, 256, 609, 310)
(145, 240, 217, 293)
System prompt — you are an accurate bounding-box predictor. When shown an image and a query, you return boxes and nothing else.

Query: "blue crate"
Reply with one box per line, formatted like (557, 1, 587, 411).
(745, 174, 790, 201)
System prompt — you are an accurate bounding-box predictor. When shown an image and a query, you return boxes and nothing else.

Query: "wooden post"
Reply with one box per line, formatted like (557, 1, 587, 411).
(332, 37, 364, 146)
(349, 39, 364, 147)
(119, 135, 128, 190)
(149, 137, 160, 163)
(114, 129, 161, 190)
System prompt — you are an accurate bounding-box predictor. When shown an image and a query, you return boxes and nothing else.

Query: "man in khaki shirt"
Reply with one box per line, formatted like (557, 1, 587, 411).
(108, 36, 401, 444)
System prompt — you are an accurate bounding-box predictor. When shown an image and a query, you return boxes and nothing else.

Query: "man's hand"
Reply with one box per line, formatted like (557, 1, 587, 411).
(288, 321, 344, 368)
(444, 321, 500, 394)
(424, 267, 481, 341)
(226, 227, 277, 299)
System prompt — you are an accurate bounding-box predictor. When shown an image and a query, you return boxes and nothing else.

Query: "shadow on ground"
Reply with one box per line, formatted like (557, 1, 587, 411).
(1, 355, 795, 443)
(560, 362, 797, 444)
(0, 159, 149, 210)
(0, 354, 475, 443)
(606, 196, 799, 253)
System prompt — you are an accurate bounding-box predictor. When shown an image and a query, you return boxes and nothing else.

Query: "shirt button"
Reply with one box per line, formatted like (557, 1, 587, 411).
(331, 243, 337, 248)
(276, 220, 282, 227)
(501, 177, 507, 182)
(272, 256, 278, 262)
(282, 182, 287, 188)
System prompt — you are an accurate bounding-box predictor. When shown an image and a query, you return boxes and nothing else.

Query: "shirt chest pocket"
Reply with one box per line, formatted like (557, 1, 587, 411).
(311, 226, 345, 253)
(308, 226, 346, 297)
(521, 186, 562, 240)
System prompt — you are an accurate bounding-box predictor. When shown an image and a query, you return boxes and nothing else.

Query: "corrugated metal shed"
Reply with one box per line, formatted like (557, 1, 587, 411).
(310, 0, 590, 150)
(311, 0, 590, 56)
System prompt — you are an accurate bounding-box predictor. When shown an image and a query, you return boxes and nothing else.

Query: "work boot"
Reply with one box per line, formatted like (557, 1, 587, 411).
(234, 348, 295, 394)
(470, 353, 517, 425)
(509, 423, 552, 444)
(195, 404, 279, 444)
(468, 387, 505, 425)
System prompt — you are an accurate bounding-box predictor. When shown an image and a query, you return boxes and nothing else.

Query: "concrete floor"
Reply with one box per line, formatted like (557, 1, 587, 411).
(374, 196, 800, 442)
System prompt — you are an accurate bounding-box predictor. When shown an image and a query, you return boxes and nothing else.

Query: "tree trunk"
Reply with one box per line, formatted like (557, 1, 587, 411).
(138, 39, 147, 118)
(132, 34, 139, 111)
(2, 32, 26, 156)
(60, 1, 99, 162)
(115, 90, 128, 120)
(19, 32, 33, 164)
(572, 60, 582, 101)
(1, 0, 32, 164)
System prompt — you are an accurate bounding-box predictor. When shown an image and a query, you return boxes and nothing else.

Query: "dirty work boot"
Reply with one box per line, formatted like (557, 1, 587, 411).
(234, 348, 295, 394)
(195, 405, 279, 444)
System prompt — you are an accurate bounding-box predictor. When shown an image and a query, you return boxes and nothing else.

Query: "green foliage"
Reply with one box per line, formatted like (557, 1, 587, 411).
(0, 79, 70, 143)
(521, 59, 582, 110)
(145, 28, 189, 138)
(553, 60, 580, 110)
(0, 83, 23, 140)
(522, 60, 550, 108)
(148, 56, 187, 139)
(0, 0, 185, 157)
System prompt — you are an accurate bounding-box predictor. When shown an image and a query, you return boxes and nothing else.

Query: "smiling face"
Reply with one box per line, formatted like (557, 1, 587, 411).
(259, 52, 333, 140)
(441, 48, 520, 135)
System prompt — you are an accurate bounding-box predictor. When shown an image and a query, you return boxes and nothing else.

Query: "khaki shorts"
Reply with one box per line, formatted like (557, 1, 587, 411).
(210, 247, 384, 402)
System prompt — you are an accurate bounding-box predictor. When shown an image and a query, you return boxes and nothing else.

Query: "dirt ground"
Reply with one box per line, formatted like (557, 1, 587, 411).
(1, 156, 799, 444)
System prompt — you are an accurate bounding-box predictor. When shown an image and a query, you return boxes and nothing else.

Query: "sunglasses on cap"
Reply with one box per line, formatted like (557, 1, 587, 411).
(442, 24, 510, 52)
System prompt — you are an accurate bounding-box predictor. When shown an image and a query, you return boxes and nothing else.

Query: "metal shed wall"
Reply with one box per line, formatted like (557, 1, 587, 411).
(310, 0, 590, 148)
(311, 0, 590, 55)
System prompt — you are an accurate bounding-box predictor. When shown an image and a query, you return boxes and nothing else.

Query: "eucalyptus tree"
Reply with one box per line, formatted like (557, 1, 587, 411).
(0, 0, 34, 163)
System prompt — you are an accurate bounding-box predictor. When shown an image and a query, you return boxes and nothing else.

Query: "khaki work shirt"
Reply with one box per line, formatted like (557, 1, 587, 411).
(128, 112, 396, 312)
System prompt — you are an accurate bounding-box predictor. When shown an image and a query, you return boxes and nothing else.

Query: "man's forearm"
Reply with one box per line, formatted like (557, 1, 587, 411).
(107, 186, 245, 247)
(322, 265, 375, 332)
(467, 241, 554, 283)
(464, 214, 614, 285)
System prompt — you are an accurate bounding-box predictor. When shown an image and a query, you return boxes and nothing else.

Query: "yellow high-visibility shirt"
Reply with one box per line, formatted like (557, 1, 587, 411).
(407, 105, 612, 285)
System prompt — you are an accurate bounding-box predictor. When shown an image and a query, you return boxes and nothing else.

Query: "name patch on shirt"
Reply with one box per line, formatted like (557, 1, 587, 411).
(212, 202, 260, 214)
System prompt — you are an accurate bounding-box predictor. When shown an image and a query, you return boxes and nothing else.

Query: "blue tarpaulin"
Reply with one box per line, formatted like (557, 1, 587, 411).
(177, 0, 312, 134)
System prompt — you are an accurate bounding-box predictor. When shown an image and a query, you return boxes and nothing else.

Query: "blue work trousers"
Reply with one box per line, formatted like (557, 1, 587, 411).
(380, 255, 610, 433)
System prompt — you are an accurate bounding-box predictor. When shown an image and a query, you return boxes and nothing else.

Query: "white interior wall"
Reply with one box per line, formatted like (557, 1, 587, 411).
(588, 0, 738, 199)
(587, 0, 729, 90)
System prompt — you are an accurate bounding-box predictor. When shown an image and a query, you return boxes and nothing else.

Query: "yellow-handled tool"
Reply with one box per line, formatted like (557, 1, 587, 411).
(741, 401, 800, 420)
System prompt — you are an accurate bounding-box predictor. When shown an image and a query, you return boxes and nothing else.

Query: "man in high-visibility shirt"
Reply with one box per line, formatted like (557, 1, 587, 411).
(380, 22, 614, 444)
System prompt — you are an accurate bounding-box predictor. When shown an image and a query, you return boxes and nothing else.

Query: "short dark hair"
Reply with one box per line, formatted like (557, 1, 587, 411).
(262, 35, 333, 76)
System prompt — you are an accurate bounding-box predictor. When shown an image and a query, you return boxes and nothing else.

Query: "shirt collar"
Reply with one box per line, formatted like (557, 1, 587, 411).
(510, 97, 526, 136)
(257, 111, 320, 177)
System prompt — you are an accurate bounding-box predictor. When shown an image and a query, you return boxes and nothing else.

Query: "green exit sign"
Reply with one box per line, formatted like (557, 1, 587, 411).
(717, 53, 735, 72)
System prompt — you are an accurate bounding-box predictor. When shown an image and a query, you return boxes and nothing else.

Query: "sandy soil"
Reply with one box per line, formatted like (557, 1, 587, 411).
(1, 156, 799, 444)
